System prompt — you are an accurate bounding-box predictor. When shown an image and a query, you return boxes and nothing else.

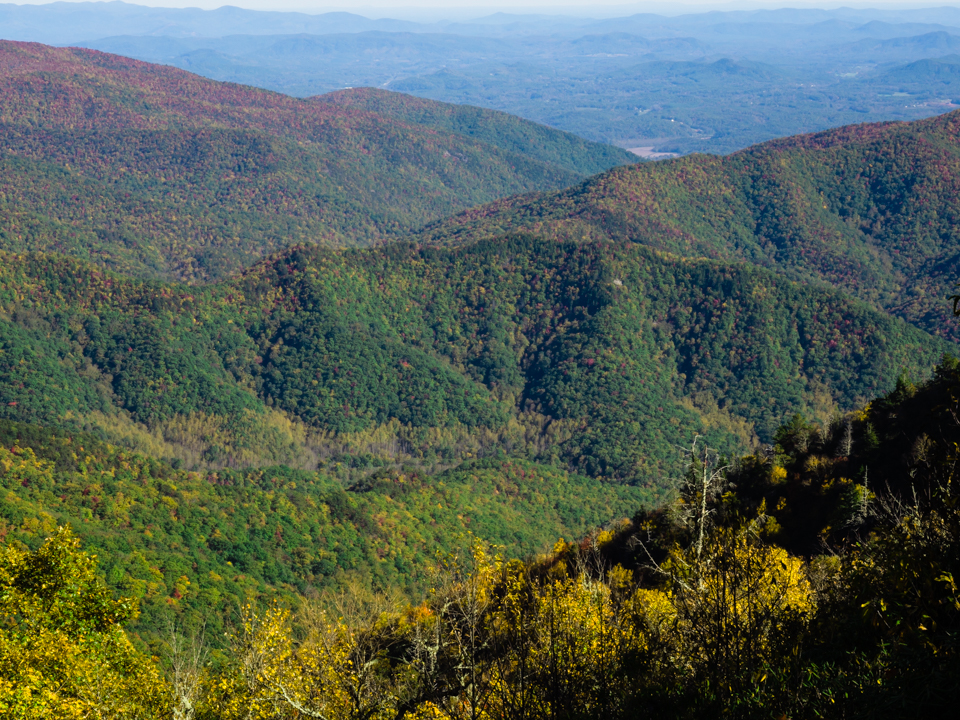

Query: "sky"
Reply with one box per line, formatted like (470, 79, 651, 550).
(6, 0, 954, 18)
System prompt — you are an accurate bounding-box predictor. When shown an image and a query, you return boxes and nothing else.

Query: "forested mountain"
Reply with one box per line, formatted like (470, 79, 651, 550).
(0, 41, 634, 282)
(0, 239, 949, 486)
(0, 45, 955, 551)
(314, 87, 632, 176)
(5, 347, 959, 718)
(419, 110, 960, 341)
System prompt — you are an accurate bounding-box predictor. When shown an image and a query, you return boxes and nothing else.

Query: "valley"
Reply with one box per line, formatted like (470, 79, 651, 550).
(0, 22, 958, 718)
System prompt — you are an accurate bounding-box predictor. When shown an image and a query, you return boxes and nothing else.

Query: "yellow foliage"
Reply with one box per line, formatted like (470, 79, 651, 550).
(206, 600, 398, 720)
(0, 528, 170, 718)
(628, 587, 676, 636)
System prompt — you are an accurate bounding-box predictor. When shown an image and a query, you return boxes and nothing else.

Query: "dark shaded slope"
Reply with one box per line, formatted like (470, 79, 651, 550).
(562, 354, 960, 718)
(419, 110, 960, 340)
(0, 41, 624, 281)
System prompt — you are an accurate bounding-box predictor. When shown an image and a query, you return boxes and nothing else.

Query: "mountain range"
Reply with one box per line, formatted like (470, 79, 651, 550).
(0, 41, 956, 474)
(1, 39, 959, 655)
(0, 41, 634, 281)
(419, 110, 960, 342)
(6, 3, 957, 156)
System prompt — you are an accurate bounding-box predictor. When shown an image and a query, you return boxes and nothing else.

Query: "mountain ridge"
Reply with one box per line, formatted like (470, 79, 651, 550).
(0, 40, 635, 282)
(0, 236, 949, 485)
(416, 109, 960, 341)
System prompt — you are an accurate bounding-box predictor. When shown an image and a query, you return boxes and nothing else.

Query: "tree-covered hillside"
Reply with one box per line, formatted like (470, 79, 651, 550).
(0, 418, 648, 650)
(1, 96, 955, 484)
(5, 350, 959, 718)
(0, 239, 949, 485)
(314, 88, 636, 177)
(419, 110, 960, 342)
(0, 41, 634, 282)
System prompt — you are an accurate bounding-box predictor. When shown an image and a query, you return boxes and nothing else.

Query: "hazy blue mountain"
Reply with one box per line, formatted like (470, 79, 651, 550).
(8, 3, 960, 160)
(0, 2, 422, 44)
(879, 54, 960, 85)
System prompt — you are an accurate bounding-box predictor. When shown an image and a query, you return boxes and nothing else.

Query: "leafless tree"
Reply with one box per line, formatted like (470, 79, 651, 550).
(677, 435, 730, 559)
(167, 622, 208, 720)
(430, 548, 498, 720)
(838, 417, 854, 457)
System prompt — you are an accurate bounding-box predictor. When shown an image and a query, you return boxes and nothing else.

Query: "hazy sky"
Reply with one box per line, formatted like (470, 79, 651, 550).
(6, 0, 952, 18)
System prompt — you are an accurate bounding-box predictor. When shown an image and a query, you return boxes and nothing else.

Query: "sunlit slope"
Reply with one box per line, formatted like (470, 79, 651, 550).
(0, 240, 948, 483)
(314, 87, 638, 177)
(0, 419, 649, 647)
(418, 111, 960, 341)
(0, 41, 631, 281)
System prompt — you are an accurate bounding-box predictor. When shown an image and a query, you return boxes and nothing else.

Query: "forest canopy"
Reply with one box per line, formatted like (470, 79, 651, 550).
(4, 361, 960, 718)
(0, 40, 959, 719)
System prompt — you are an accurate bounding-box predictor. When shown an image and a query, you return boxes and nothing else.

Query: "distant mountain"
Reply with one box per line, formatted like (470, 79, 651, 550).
(878, 54, 960, 84)
(627, 57, 783, 81)
(0, 41, 635, 281)
(838, 31, 960, 63)
(873, 30, 960, 50)
(418, 110, 960, 342)
(551, 33, 708, 58)
(0, 2, 422, 44)
(51, 6, 960, 155)
(78, 31, 526, 96)
(77, 30, 710, 99)
(850, 20, 960, 39)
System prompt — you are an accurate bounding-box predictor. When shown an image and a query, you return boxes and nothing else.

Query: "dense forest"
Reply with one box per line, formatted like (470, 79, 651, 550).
(0, 41, 635, 281)
(0, 417, 649, 652)
(419, 109, 960, 342)
(2, 41, 959, 719)
(4, 356, 959, 718)
(0, 239, 948, 483)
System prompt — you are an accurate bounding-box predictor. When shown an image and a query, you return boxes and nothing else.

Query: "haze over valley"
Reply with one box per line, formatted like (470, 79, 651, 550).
(6, 2, 960, 152)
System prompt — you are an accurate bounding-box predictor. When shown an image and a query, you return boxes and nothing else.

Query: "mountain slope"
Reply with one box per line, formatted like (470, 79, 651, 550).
(418, 110, 960, 341)
(0, 239, 949, 484)
(0, 41, 632, 282)
(878, 53, 960, 83)
(314, 87, 637, 177)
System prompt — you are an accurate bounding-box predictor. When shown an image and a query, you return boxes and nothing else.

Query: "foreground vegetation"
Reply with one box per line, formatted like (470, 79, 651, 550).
(0, 418, 649, 651)
(3, 355, 959, 718)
